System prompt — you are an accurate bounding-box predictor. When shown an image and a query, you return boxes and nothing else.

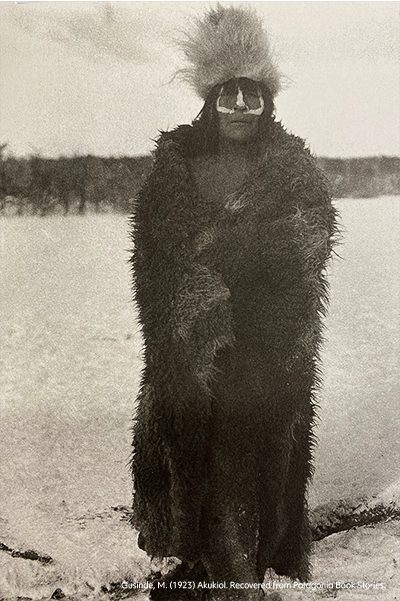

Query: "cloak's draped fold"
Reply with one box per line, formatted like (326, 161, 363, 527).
(130, 120, 338, 562)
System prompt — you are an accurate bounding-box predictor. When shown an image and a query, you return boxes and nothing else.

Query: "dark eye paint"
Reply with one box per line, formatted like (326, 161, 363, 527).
(217, 78, 264, 114)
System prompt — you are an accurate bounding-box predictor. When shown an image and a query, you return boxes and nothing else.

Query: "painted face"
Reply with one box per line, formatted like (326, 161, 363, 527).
(216, 78, 264, 116)
(217, 78, 263, 144)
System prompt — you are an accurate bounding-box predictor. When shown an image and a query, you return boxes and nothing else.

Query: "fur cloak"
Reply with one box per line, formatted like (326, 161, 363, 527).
(130, 119, 338, 581)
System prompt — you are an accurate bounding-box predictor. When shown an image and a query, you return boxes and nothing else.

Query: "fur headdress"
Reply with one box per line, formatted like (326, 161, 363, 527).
(175, 4, 282, 100)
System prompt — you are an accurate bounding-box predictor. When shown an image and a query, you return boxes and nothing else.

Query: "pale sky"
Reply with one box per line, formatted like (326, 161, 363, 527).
(0, 1, 399, 158)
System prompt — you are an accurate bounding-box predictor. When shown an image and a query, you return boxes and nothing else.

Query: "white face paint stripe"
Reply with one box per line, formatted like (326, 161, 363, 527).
(216, 84, 265, 116)
(250, 94, 265, 116)
(236, 87, 246, 108)
(216, 86, 232, 114)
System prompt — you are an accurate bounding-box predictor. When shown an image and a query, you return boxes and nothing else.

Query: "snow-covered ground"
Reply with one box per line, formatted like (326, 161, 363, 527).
(0, 197, 399, 599)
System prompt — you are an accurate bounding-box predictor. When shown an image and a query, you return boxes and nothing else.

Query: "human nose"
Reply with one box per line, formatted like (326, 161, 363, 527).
(233, 89, 247, 111)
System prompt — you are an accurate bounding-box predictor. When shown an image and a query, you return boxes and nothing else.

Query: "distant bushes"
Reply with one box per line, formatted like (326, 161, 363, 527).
(318, 156, 400, 199)
(0, 147, 151, 216)
(0, 145, 399, 216)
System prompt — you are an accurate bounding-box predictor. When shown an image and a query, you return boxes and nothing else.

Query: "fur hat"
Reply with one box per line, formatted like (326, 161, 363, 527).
(175, 4, 282, 100)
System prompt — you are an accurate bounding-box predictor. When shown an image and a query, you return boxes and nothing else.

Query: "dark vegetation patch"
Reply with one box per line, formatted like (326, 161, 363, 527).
(0, 145, 399, 217)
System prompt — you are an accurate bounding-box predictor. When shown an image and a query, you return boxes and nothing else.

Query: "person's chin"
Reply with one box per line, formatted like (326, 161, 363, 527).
(225, 125, 253, 142)
(228, 132, 252, 143)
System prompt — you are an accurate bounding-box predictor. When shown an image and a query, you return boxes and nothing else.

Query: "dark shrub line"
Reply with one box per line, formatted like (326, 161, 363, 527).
(0, 147, 399, 216)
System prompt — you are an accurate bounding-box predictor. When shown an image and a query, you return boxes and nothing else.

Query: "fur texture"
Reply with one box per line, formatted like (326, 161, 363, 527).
(130, 119, 339, 581)
(175, 4, 282, 99)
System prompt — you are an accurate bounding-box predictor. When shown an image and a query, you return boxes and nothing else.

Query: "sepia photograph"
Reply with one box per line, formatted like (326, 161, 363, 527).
(0, 2, 399, 600)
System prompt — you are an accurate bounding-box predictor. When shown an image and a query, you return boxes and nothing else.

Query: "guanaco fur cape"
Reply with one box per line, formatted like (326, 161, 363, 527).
(130, 119, 338, 580)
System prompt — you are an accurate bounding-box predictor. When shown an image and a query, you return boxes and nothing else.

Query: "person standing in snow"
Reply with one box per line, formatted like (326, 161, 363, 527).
(130, 5, 338, 598)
